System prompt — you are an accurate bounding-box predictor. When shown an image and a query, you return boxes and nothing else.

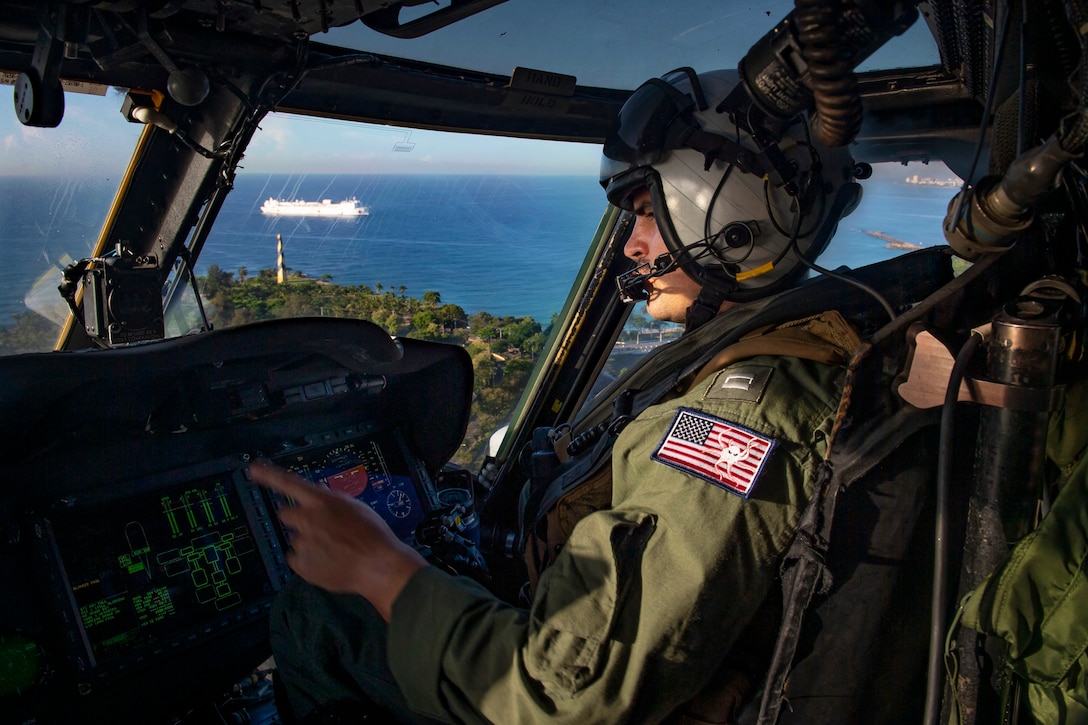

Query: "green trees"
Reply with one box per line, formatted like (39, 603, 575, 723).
(196, 268, 541, 467)
(0, 266, 546, 468)
(435, 303, 466, 332)
(0, 311, 59, 354)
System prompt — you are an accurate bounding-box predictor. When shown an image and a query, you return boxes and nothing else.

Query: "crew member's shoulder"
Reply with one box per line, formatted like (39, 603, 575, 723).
(693, 308, 863, 384)
(666, 308, 861, 420)
(610, 355, 839, 508)
(693, 353, 846, 431)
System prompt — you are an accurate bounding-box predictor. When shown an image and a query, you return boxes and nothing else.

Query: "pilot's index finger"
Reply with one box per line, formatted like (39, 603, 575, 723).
(248, 460, 318, 501)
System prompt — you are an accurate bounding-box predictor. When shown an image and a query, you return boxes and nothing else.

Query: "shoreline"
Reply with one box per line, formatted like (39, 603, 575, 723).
(859, 228, 924, 251)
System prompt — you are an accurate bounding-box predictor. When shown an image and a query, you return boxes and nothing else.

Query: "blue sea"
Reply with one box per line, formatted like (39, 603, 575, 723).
(0, 173, 957, 325)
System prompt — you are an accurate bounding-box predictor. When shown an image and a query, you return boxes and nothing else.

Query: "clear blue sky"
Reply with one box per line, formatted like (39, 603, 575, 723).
(0, 89, 602, 176)
(241, 113, 602, 175)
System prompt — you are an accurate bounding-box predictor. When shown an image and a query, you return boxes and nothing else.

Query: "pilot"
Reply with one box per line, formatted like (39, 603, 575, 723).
(255, 67, 926, 724)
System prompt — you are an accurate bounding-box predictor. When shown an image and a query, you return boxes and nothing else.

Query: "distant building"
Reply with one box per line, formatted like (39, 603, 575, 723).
(904, 174, 959, 187)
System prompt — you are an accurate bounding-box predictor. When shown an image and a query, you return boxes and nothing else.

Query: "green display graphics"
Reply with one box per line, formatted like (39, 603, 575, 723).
(51, 475, 275, 667)
(0, 633, 44, 697)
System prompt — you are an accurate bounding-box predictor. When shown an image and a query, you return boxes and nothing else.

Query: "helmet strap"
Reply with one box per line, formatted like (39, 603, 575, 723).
(685, 287, 726, 331)
(684, 267, 734, 331)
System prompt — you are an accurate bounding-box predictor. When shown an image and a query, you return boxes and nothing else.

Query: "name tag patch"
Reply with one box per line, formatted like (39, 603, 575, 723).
(652, 408, 775, 497)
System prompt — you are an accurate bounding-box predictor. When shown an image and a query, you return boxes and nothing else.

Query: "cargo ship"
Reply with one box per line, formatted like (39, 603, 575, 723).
(260, 197, 369, 217)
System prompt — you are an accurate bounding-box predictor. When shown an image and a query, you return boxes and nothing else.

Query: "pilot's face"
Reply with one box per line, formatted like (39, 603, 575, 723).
(623, 188, 704, 324)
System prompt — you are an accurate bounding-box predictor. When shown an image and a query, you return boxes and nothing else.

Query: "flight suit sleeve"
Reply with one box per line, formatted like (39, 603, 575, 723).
(387, 354, 845, 724)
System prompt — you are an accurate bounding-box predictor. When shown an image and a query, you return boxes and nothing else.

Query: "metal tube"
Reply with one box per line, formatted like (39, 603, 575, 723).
(951, 295, 1062, 724)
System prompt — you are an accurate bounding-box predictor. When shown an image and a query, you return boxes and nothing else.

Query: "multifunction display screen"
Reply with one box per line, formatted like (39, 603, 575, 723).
(275, 434, 430, 545)
(51, 475, 273, 666)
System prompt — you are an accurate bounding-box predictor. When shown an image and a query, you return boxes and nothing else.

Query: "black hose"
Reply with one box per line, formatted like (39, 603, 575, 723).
(923, 330, 984, 725)
(1058, 0, 1088, 151)
(793, 0, 863, 147)
(944, 4, 1014, 228)
(1048, 0, 1081, 79)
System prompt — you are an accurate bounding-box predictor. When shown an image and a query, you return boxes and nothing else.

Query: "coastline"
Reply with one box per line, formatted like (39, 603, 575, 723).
(859, 228, 925, 251)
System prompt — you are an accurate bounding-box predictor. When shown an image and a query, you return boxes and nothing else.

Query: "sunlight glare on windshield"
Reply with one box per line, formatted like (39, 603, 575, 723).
(0, 88, 141, 354)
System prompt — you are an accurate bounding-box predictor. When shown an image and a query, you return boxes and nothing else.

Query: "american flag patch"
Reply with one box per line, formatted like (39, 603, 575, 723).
(651, 407, 775, 497)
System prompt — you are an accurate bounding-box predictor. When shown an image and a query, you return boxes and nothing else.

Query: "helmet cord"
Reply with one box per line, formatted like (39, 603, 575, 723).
(782, 175, 897, 322)
(704, 163, 736, 244)
(795, 245, 897, 323)
(763, 117, 825, 239)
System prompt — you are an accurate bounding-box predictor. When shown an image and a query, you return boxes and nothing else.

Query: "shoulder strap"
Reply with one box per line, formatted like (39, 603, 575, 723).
(755, 380, 942, 724)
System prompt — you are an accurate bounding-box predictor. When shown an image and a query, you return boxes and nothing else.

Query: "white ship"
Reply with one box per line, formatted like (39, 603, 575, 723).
(260, 197, 369, 217)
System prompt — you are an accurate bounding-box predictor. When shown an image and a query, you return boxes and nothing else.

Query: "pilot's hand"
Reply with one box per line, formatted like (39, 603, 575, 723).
(249, 459, 427, 621)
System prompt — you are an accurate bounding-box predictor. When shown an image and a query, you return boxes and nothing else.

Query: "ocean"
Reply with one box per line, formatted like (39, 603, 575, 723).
(0, 173, 957, 325)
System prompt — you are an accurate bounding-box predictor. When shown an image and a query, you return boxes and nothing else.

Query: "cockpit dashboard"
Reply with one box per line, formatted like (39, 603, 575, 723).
(0, 317, 472, 723)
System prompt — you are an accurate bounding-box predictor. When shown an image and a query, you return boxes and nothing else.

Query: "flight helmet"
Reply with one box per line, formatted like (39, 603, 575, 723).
(600, 67, 862, 323)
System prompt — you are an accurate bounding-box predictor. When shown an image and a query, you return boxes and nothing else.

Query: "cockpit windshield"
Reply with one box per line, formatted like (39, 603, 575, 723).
(0, 80, 959, 473)
(0, 86, 143, 353)
(0, 79, 959, 466)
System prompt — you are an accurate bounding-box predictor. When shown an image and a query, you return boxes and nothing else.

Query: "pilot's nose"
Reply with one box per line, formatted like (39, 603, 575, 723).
(624, 215, 653, 262)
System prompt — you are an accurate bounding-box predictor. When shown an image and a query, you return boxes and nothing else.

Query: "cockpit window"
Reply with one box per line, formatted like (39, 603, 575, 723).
(0, 85, 142, 355)
(183, 112, 604, 466)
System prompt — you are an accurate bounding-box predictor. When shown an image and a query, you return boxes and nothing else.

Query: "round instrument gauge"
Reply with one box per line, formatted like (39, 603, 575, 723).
(386, 489, 412, 519)
(321, 446, 369, 498)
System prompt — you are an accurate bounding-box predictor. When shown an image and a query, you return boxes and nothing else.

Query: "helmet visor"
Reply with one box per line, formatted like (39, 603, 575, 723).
(603, 78, 696, 163)
(600, 74, 702, 192)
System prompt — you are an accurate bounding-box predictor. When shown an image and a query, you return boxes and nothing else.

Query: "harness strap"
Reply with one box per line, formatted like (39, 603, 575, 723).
(755, 396, 943, 724)
(686, 311, 862, 393)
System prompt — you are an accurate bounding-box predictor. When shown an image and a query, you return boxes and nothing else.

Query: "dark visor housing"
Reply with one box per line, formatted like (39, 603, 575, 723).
(600, 67, 767, 211)
(600, 68, 707, 209)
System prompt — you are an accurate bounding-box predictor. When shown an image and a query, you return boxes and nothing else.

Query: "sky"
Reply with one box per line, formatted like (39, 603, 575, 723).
(0, 88, 951, 181)
(0, 89, 603, 177)
(241, 113, 602, 175)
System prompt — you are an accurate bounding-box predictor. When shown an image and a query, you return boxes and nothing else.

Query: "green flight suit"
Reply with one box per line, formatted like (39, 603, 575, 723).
(273, 351, 848, 723)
